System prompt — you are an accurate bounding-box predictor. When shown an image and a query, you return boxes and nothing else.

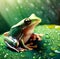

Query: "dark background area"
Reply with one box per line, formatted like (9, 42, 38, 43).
(0, 14, 10, 34)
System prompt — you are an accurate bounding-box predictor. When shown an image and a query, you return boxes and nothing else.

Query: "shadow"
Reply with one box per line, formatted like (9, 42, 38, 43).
(7, 47, 17, 52)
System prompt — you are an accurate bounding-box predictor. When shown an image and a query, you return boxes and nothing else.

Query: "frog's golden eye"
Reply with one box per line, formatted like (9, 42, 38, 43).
(24, 18, 31, 25)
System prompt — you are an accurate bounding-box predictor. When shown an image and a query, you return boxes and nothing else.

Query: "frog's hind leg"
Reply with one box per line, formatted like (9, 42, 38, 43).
(5, 41, 19, 52)
(4, 36, 19, 47)
(4, 36, 20, 52)
(5, 40, 26, 52)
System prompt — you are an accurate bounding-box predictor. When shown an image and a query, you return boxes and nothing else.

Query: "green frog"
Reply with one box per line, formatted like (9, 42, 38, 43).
(4, 14, 43, 52)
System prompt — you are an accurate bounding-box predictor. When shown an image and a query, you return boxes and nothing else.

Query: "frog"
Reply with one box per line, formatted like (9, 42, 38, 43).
(4, 14, 43, 52)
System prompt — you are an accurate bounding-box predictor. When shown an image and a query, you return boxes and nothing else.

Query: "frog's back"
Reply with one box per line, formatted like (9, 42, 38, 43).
(9, 26, 22, 38)
(9, 19, 25, 37)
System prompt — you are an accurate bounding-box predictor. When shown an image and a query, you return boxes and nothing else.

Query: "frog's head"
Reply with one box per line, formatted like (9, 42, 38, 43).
(27, 14, 41, 27)
(12, 14, 41, 29)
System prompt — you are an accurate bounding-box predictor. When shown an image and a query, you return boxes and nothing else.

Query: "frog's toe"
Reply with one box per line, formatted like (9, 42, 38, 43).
(4, 32, 9, 36)
(38, 34, 44, 37)
(36, 34, 44, 41)
(28, 48, 33, 50)
(17, 47, 27, 52)
(36, 35, 42, 41)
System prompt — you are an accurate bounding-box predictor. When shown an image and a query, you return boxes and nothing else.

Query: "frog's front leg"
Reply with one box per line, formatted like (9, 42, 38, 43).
(35, 33, 44, 41)
(30, 33, 44, 41)
(20, 39, 33, 50)
(25, 33, 44, 50)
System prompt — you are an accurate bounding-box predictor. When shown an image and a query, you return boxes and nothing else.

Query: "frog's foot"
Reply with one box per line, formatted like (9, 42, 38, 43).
(17, 47, 27, 52)
(37, 34, 44, 37)
(30, 33, 44, 41)
(5, 41, 26, 52)
(29, 45, 37, 49)
(36, 34, 42, 41)
(35, 33, 44, 41)
(26, 44, 33, 50)
(27, 47, 33, 50)
(26, 43, 37, 49)
(4, 32, 9, 36)
(4, 36, 20, 52)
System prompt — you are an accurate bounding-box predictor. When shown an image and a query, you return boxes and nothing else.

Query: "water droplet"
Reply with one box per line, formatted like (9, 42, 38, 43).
(55, 31, 58, 33)
(54, 50, 60, 53)
(52, 38, 54, 40)
(58, 44, 60, 47)
(58, 33, 60, 35)
(17, 0, 22, 4)
(44, 43, 47, 46)
(3, 52, 4, 54)
(0, 43, 3, 46)
(4, 53, 8, 58)
(21, 54, 25, 57)
(30, 3, 35, 7)
(5, 8, 9, 12)
(45, 35, 50, 39)
(45, 33, 49, 35)
(41, 6, 44, 9)
(20, 52, 23, 53)
(51, 47, 56, 51)
(15, 18, 18, 20)
(39, 50, 42, 53)
(49, 52, 55, 57)
(33, 53, 36, 55)
(47, 0, 50, 3)
(51, 58, 54, 59)
(38, 57, 41, 59)
(48, 43, 51, 45)
(33, 56, 36, 59)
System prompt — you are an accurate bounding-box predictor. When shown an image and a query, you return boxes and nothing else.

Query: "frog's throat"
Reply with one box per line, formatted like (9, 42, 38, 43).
(22, 22, 38, 43)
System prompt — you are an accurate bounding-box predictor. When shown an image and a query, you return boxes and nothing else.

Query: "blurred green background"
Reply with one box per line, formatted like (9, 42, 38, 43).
(0, 0, 60, 34)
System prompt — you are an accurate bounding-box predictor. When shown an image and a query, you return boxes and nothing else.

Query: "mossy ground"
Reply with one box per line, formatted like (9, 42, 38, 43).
(0, 25, 60, 59)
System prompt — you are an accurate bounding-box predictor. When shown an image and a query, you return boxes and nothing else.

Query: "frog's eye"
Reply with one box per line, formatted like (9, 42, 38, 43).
(24, 18, 31, 25)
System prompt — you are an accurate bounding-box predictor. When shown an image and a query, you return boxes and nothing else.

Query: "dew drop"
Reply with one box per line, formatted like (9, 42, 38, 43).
(33, 56, 36, 59)
(38, 57, 41, 59)
(51, 47, 56, 51)
(49, 52, 55, 57)
(54, 50, 60, 53)
(4, 53, 8, 58)
(5, 8, 9, 12)
(21, 54, 25, 57)
(45, 35, 50, 39)
(33, 53, 36, 55)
